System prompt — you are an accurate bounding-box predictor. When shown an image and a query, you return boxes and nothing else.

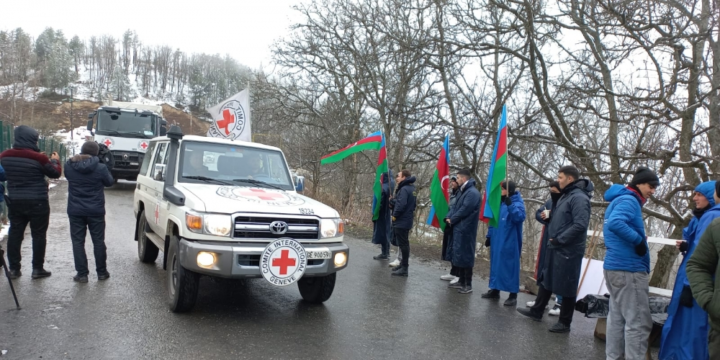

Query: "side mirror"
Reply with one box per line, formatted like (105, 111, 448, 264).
(87, 112, 95, 119)
(87, 119, 93, 131)
(160, 120, 167, 136)
(295, 176, 305, 193)
(153, 164, 166, 181)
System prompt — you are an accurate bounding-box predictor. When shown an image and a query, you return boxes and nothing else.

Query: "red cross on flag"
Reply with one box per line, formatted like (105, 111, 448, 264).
(206, 89, 251, 141)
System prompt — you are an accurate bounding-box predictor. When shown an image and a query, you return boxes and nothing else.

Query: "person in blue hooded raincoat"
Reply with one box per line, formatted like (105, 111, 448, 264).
(482, 180, 526, 306)
(372, 170, 394, 260)
(660, 180, 717, 360)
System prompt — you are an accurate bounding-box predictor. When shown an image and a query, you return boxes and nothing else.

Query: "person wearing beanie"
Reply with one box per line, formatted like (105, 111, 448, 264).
(526, 181, 563, 314)
(661, 181, 718, 359)
(64, 141, 114, 283)
(445, 168, 481, 293)
(602, 167, 659, 359)
(0, 125, 62, 280)
(482, 180, 525, 303)
(518, 165, 593, 334)
(687, 180, 720, 360)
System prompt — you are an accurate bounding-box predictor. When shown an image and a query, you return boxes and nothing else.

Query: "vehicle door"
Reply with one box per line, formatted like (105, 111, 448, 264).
(147, 141, 170, 237)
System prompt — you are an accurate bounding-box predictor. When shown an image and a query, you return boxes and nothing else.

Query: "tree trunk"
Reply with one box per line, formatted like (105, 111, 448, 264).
(649, 226, 683, 288)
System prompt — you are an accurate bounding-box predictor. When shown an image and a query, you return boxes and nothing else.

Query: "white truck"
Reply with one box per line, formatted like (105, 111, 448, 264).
(87, 100, 168, 181)
(133, 126, 349, 312)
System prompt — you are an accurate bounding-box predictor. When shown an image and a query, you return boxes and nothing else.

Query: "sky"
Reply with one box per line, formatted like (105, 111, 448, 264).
(1, 0, 306, 70)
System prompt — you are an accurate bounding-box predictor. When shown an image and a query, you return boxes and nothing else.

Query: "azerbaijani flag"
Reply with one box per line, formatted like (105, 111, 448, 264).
(320, 131, 384, 165)
(426, 134, 450, 230)
(480, 104, 508, 227)
(371, 134, 389, 221)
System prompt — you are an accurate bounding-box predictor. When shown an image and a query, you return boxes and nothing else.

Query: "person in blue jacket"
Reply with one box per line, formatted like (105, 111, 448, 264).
(64, 141, 115, 283)
(603, 167, 659, 360)
(445, 169, 481, 294)
(482, 180, 526, 305)
(659, 180, 716, 360)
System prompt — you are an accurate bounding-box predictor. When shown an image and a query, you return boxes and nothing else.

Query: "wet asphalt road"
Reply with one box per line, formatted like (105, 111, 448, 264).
(0, 182, 607, 359)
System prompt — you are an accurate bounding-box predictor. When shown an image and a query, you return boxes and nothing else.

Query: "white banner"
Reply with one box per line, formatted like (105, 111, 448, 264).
(206, 89, 251, 141)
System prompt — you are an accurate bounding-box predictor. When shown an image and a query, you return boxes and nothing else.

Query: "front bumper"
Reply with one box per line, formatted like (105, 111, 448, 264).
(178, 239, 349, 278)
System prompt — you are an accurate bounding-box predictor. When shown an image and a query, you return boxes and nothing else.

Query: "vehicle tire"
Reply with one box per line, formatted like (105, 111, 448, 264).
(167, 236, 199, 313)
(298, 273, 336, 304)
(137, 210, 159, 263)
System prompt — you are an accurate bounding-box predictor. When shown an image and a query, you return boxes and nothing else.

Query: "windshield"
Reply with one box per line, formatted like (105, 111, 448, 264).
(178, 141, 295, 191)
(96, 109, 156, 138)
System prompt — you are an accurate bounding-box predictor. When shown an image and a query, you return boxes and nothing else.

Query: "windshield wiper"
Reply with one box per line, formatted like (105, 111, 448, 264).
(183, 176, 233, 186)
(232, 178, 284, 190)
(98, 130, 121, 136)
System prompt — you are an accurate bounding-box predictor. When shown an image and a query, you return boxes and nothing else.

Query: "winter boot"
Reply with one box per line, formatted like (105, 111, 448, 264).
(504, 293, 518, 306)
(481, 289, 500, 299)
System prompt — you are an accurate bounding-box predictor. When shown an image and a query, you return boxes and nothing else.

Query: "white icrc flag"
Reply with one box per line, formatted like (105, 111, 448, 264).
(206, 89, 251, 141)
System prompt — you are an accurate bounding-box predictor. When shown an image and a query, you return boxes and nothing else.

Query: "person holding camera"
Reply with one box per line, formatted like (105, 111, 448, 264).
(0, 126, 62, 279)
(64, 141, 114, 283)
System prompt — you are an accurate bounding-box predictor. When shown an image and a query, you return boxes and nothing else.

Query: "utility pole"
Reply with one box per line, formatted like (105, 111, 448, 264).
(63, 86, 76, 140)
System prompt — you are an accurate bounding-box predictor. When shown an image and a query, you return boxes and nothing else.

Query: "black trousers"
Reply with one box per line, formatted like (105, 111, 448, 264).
(531, 284, 577, 326)
(69, 215, 107, 276)
(450, 265, 459, 277)
(393, 227, 410, 267)
(459, 267, 473, 286)
(7, 200, 50, 271)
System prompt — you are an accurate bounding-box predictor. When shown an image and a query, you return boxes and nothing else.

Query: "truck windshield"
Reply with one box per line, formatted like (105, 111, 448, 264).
(178, 141, 295, 191)
(96, 110, 156, 138)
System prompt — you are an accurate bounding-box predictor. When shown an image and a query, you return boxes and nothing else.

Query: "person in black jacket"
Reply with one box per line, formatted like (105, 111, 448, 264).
(372, 170, 393, 260)
(390, 169, 417, 277)
(446, 169, 481, 294)
(517, 165, 593, 334)
(64, 141, 114, 282)
(0, 125, 62, 279)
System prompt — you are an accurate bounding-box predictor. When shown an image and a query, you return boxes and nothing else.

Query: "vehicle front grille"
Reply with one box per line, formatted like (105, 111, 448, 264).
(237, 255, 323, 267)
(112, 151, 143, 169)
(234, 216, 319, 240)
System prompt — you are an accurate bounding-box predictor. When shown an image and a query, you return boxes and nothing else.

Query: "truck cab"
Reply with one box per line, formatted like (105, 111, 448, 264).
(132, 126, 348, 312)
(87, 104, 167, 181)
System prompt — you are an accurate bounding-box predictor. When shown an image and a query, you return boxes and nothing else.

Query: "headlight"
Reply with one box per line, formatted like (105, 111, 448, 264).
(320, 218, 343, 238)
(204, 215, 232, 237)
(186, 212, 231, 237)
(334, 252, 347, 267)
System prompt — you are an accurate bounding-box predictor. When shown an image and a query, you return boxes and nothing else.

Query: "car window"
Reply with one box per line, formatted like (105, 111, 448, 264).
(139, 142, 157, 177)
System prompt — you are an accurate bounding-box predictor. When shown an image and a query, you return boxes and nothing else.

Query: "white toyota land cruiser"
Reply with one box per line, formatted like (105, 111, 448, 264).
(133, 126, 349, 312)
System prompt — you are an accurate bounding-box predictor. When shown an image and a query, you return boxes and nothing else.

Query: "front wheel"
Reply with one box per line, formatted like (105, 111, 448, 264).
(167, 236, 199, 312)
(298, 273, 336, 303)
(137, 210, 159, 263)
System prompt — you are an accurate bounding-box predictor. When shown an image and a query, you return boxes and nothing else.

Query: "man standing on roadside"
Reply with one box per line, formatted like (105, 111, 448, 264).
(687, 182, 720, 359)
(660, 181, 717, 360)
(64, 141, 115, 283)
(517, 165, 592, 333)
(440, 177, 460, 283)
(482, 180, 525, 304)
(0, 126, 62, 280)
(390, 169, 416, 277)
(446, 169, 481, 294)
(372, 171, 393, 261)
(603, 167, 659, 359)
(526, 182, 563, 313)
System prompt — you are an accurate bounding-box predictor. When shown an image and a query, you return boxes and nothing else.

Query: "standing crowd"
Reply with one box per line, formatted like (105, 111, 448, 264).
(371, 163, 720, 359)
(1, 126, 114, 283)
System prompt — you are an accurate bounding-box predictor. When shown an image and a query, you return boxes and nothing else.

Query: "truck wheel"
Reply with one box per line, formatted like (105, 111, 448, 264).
(167, 236, 199, 313)
(137, 210, 159, 263)
(298, 273, 336, 304)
